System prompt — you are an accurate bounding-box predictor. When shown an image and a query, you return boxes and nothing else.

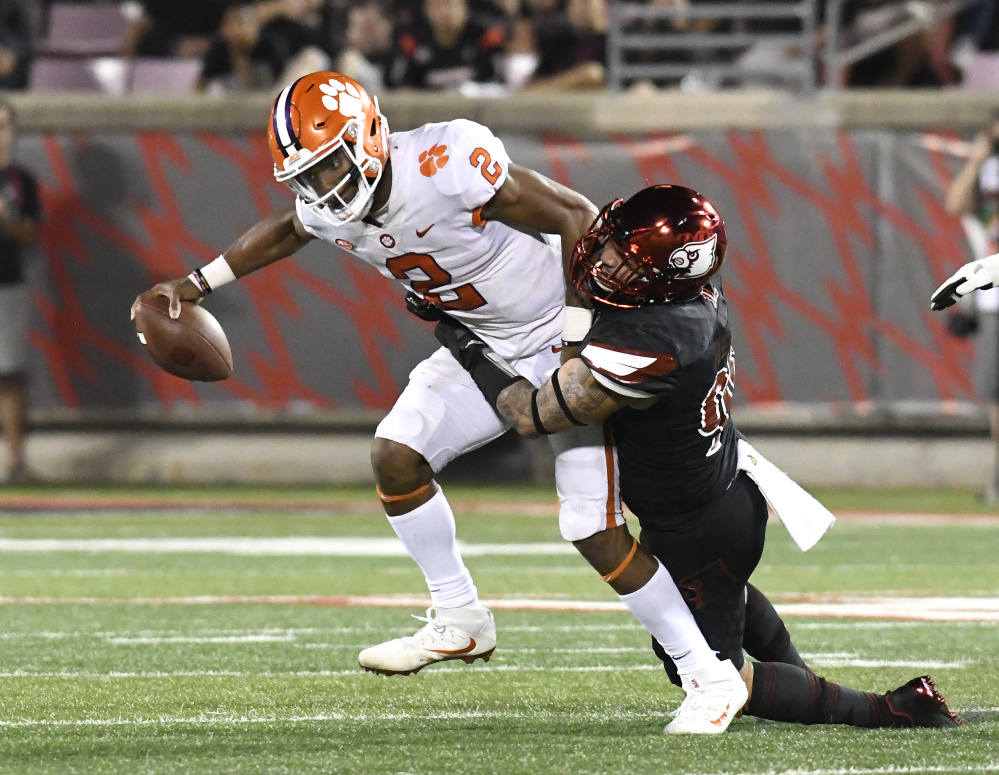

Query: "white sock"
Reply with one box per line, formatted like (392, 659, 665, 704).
(386, 488, 479, 609)
(618, 562, 718, 675)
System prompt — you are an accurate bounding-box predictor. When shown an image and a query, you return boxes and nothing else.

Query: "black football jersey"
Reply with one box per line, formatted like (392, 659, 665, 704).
(580, 284, 738, 525)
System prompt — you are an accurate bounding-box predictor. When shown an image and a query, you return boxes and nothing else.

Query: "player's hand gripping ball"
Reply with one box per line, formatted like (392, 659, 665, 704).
(133, 293, 233, 381)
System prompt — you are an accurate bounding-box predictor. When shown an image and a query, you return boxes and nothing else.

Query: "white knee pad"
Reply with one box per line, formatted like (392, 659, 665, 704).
(549, 423, 625, 542)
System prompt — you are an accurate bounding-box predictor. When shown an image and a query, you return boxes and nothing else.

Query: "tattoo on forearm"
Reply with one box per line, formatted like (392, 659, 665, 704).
(553, 369, 618, 425)
(497, 380, 536, 431)
(497, 361, 625, 437)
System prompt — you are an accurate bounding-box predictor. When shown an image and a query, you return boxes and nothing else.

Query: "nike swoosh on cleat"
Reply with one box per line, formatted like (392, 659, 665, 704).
(416, 224, 435, 238)
(427, 638, 476, 656)
(710, 706, 731, 727)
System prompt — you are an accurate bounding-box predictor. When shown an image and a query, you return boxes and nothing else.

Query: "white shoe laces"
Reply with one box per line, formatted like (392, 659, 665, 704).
(411, 607, 449, 636)
(670, 682, 735, 721)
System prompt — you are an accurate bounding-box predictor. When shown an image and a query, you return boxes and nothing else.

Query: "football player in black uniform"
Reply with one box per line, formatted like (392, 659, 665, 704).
(430, 184, 961, 730)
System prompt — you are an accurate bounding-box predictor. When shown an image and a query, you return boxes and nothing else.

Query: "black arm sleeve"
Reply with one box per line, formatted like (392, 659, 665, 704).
(433, 316, 528, 409)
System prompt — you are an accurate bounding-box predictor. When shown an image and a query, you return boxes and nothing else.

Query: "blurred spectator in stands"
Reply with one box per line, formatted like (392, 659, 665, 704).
(197, 2, 280, 92)
(388, 0, 508, 91)
(337, 0, 395, 92)
(122, 0, 234, 59)
(198, 0, 340, 93)
(0, 0, 31, 89)
(255, 0, 336, 84)
(841, 0, 957, 87)
(951, 0, 999, 78)
(523, 0, 606, 90)
(0, 102, 40, 483)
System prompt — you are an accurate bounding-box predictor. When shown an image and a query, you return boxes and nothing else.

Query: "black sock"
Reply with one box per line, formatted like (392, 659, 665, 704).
(748, 662, 894, 727)
(744, 584, 807, 669)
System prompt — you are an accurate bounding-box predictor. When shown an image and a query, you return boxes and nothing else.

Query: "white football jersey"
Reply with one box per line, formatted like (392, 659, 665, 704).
(296, 119, 564, 359)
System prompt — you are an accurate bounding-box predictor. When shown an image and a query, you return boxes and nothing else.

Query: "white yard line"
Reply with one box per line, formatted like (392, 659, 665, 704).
(0, 537, 577, 556)
(1, 593, 998, 621)
(0, 624, 652, 639)
(0, 665, 666, 679)
(108, 635, 296, 645)
(804, 658, 969, 669)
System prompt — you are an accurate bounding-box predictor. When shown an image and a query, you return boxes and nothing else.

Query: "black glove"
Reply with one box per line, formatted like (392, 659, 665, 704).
(433, 315, 527, 408)
(945, 310, 979, 338)
(405, 292, 446, 322)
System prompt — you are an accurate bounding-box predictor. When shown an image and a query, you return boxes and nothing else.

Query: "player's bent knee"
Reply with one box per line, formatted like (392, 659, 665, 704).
(558, 499, 619, 542)
(571, 525, 634, 575)
(370, 437, 432, 495)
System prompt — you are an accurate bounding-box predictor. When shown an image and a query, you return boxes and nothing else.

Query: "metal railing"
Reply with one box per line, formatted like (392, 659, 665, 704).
(606, 0, 984, 92)
(823, 0, 982, 87)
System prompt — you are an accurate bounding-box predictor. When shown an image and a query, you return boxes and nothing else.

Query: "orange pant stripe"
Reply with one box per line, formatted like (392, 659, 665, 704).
(602, 422, 618, 531)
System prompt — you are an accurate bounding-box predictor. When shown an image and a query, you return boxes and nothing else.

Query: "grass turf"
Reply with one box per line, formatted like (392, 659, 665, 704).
(0, 485, 996, 774)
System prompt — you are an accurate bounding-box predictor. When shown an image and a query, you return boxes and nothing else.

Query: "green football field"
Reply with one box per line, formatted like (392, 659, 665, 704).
(0, 484, 998, 774)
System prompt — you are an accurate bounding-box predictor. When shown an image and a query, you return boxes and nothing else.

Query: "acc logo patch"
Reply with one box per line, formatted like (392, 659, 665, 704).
(319, 79, 363, 118)
(380, 234, 396, 248)
(419, 145, 449, 177)
(335, 239, 354, 250)
(668, 233, 718, 278)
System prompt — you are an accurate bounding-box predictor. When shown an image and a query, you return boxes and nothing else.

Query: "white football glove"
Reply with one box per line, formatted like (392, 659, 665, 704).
(930, 253, 999, 311)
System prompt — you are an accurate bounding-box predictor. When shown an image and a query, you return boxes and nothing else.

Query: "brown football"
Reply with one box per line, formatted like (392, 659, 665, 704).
(133, 293, 233, 382)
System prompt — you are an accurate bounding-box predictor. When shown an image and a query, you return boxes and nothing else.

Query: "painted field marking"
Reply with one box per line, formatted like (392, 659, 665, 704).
(0, 593, 997, 621)
(4, 490, 999, 526)
(0, 665, 667, 679)
(0, 537, 578, 556)
(108, 634, 296, 645)
(0, 495, 562, 515)
(0, 623, 656, 640)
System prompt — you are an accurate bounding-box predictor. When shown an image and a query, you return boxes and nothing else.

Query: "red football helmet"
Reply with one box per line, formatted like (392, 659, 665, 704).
(570, 185, 727, 307)
(268, 71, 389, 225)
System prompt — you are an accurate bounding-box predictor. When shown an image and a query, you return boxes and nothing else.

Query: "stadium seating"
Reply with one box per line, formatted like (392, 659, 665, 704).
(28, 56, 130, 94)
(37, 2, 132, 57)
(130, 59, 202, 94)
(963, 52, 999, 90)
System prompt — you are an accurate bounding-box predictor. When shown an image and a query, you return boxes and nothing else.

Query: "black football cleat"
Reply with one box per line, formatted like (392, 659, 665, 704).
(885, 675, 962, 728)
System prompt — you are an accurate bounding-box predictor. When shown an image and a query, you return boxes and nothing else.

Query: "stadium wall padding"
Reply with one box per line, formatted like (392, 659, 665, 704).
(17, 129, 977, 414)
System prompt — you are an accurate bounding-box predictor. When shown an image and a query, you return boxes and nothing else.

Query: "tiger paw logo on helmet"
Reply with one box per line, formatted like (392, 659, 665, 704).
(319, 78, 363, 119)
(419, 145, 449, 177)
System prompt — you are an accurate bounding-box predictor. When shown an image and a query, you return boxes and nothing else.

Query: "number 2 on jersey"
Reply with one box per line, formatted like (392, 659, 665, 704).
(385, 253, 486, 312)
(470, 148, 503, 185)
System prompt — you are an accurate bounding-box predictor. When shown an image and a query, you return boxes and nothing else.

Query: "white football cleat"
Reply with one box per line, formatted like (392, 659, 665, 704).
(663, 658, 748, 735)
(358, 606, 496, 676)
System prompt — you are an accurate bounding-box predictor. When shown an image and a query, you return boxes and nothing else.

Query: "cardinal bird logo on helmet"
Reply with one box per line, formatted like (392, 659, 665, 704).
(570, 185, 727, 308)
(667, 234, 718, 277)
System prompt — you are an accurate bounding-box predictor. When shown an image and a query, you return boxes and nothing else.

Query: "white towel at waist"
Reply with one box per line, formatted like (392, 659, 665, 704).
(736, 438, 835, 551)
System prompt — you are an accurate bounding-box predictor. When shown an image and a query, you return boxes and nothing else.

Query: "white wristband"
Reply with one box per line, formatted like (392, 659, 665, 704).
(562, 306, 593, 344)
(200, 255, 237, 291)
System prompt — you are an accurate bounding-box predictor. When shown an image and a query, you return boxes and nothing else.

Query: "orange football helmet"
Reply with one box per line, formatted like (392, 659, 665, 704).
(268, 72, 389, 225)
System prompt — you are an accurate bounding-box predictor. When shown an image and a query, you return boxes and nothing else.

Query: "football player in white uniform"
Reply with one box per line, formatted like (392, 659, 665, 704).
(131, 72, 746, 733)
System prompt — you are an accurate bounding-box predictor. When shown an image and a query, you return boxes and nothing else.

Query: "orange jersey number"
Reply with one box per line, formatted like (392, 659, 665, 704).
(386, 253, 487, 312)
(469, 148, 503, 185)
